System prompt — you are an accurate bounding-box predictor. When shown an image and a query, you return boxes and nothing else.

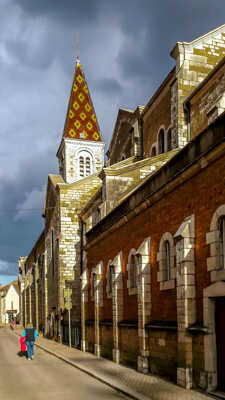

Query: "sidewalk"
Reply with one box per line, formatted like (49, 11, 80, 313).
(14, 326, 213, 400)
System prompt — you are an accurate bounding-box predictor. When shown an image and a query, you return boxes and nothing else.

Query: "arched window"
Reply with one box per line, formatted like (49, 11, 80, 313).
(151, 146, 156, 157)
(78, 151, 93, 178)
(91, 272, 96, 299)
(158, 129, 165, 154)
(157, 232, 175, 290)
(108, 264, 114, 297)
(167, 129, 172, 151)
(130, 255, 137, 289)
(164, 240, 170, 280)
(207, 205, 225, 282)
(218, 216, 225, 270)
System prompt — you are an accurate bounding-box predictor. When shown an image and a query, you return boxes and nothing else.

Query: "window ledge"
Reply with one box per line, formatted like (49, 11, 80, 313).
(118, 320, 138, 328)
(145, 321, 177, 331)
(128, 288, 137, 296)
(210, 269, 225, 282)
(99, 319, 113, 326)
(85, 319, 94, 326)
(186, 324, 208, 335)
(160, 279, 175, 291)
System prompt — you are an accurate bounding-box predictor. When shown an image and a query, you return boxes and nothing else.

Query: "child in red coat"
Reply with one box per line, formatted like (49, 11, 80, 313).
(19, 336, 27, 357)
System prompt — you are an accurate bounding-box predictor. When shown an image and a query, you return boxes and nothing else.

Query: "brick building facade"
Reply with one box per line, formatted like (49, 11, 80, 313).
(19, 24, 225, 393)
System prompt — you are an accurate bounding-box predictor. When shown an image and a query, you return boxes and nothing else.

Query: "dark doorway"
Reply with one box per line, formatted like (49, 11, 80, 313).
(216, 297, 225, 391)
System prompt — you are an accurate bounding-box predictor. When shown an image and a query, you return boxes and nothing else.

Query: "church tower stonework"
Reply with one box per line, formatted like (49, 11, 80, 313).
(57, 57, 105, 184)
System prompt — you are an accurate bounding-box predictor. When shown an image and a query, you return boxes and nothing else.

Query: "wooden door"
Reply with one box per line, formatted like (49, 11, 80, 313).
(216, 297, 225, 391)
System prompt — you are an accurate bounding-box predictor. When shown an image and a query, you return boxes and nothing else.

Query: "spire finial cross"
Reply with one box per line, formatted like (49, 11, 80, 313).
(75, 33, 80, 63)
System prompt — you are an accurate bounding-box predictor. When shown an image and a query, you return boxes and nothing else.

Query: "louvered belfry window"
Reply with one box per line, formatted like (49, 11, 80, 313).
(79, 151, 93, 178)
(86, 157, 91, 175)
(79, 156, 84, 177)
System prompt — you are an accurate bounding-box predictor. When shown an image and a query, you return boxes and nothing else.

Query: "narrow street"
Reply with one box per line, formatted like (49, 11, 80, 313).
(0, 327, 128, 400)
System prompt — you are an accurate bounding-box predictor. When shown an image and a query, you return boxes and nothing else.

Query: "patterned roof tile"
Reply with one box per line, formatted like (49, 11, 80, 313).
(64, 58, 103, 142)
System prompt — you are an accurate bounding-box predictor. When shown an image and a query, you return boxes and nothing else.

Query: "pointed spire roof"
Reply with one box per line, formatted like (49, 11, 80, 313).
(63, 57, 103, 142)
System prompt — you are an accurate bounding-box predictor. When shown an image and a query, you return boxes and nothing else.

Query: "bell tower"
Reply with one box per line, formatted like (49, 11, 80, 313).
(57, 57, 105, 183)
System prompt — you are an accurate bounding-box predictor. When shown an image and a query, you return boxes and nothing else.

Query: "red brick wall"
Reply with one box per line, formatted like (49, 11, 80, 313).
(120, 327, 139, 369)
(101, 325, 113, 360)
(86, 151, 225, 324)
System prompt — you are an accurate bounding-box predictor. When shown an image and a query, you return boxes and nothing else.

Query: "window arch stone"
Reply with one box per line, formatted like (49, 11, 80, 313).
(90, 270, 96, 301)
(157, 232, 175, 290)
(91, 261, 103, 357)
(111, 252, 123, 363)
(136, 237, 151, 373)
(206, 204, 225, 282)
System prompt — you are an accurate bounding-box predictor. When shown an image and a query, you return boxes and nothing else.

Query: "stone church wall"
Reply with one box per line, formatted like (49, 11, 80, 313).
(143, 73, 173, 157)
(188, 60, 225, 138)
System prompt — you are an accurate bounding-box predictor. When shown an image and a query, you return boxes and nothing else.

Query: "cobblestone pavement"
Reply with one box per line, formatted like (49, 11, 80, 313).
(14, 326, 214, 400)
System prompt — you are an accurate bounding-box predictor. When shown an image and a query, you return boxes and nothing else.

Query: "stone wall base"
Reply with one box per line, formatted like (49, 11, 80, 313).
(81, 339, 86, 352)
(94, 344, 101, 358)
(177, 367, 193, 389)
(113, 348, 120, 364)
(138, 355, 149, 374)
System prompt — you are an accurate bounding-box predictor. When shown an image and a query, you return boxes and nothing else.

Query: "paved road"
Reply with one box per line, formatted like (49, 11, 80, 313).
(0, 326, 128, 400)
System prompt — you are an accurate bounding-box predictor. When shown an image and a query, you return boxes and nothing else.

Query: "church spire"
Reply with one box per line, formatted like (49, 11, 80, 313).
(63, 57, 103, 142)
(57, 56, 105, 184)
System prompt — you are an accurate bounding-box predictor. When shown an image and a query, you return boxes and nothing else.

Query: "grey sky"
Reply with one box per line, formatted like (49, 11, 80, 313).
(0, 0, 225, 282)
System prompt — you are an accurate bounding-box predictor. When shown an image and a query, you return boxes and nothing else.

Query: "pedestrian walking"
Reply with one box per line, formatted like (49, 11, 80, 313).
(21, 323, 38, 360)
(10, 318, 16, 330)
(19, 336, 27, 357)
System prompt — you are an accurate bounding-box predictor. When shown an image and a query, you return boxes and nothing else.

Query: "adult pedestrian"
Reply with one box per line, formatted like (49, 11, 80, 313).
(21, 323, 38, 360)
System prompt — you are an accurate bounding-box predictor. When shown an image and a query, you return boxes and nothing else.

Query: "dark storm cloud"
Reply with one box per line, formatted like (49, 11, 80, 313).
(105, 0, 225, 91)
(0, 147, 57, 273)
(96, 78, 123, 96)
(14, 0, 100, 23)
